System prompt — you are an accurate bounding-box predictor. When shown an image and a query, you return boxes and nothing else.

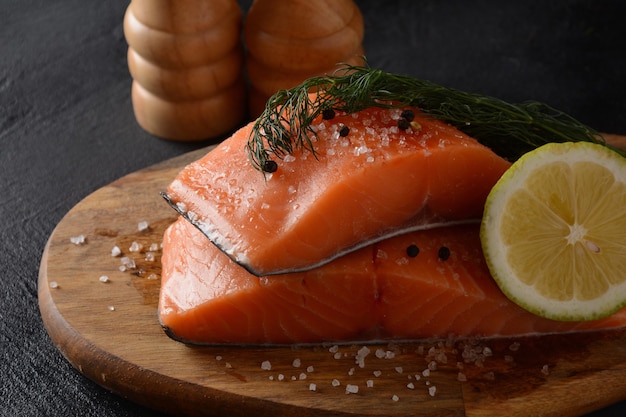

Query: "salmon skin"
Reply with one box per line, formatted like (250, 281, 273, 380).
(159, 218, 626, 345)
(164, 106, 512, 276)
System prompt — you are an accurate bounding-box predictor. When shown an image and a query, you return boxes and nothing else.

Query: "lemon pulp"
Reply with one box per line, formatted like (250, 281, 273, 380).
(481, 142, 626, 321)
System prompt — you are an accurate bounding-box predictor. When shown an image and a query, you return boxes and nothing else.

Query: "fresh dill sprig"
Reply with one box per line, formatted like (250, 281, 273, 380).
(247, 64, 622, 172)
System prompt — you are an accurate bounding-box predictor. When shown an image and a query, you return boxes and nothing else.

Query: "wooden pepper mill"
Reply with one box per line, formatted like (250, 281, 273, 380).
(244, 0, 366, 117)
(123, 0, 246, 141)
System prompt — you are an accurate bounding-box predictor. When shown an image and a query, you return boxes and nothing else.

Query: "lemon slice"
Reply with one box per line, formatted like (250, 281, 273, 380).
(481, 142, 626, 321)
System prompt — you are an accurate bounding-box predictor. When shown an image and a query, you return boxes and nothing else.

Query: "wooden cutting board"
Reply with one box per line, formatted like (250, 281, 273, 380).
(39, 135, 626, 417)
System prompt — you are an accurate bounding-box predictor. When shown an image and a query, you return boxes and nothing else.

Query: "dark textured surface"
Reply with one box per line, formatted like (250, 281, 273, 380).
(1, 0, 625, 416)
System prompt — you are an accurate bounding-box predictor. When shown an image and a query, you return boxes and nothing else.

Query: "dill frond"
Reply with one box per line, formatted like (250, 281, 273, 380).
(247, 64, 621, 172)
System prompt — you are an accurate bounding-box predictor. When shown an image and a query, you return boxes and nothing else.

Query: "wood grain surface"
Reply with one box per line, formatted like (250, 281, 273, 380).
(39, 136, 626, 417)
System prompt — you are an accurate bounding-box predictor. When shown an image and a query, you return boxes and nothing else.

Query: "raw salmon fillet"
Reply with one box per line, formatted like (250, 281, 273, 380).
(164, 106, 512, 276)
(159, 218, 626, 345)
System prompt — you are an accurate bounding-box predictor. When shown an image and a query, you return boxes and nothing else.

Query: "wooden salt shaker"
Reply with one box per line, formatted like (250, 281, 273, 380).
(124, 0, 246, 141)
(244, 0, 366, 117)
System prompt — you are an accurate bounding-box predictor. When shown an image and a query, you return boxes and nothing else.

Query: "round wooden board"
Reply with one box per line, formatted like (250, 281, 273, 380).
(39, 138, 626, 417)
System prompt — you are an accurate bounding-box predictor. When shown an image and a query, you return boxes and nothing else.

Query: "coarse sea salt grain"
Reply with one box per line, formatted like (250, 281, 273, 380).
(366, 380, 374, 388)
(261, 360, 271, 371)
(428, 386, 437, 397)
(99, 275, 110, 283)
(345, 384, 359, 394)
(355, 346, 370, 368)
(111, 246, 121, 257)
(120, 257, 136, 269)
(392, 395, 399, 402)
(331, 379, 341, 387)
(129, 241, 143, 252)
(353, 145, 370, 156)
(292, 358, 301, 368)
(307, 365, 314, 373)
(138, 221, 149, 231)
(70, 235, 86, 245)
(395, 257, 409, 266)
(375, 249, 388, 260)
(49, 281, 59, 289)
(309, 383, 317, 392)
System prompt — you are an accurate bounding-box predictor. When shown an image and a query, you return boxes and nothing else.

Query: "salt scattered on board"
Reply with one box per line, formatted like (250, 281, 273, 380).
(129, 241, 143, 252)
(345, 384, 359, 394)
(70, 235, 86, 245)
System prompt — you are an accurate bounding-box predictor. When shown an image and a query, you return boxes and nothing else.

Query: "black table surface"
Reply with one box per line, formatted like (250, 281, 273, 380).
(2, 1, 626, 416)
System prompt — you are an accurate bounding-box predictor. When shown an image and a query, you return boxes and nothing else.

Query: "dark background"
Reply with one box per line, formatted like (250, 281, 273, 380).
(2, 1, 625, 416)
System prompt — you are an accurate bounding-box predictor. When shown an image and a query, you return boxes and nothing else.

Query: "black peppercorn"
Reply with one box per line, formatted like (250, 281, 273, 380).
(400, 109, 415, 122)
(262, 160, 278, 173)
(339, 125, 350, 137)
(438, 246, 451, 261)
(406, 244, 420, 258)
(322, 108, 336, 120)
(397, 118, 410, 130)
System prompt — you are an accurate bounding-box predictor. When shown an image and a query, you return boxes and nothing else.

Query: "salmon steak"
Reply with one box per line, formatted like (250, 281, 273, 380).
(164, 106, 512, 276)
(159, 218, 626, 345)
